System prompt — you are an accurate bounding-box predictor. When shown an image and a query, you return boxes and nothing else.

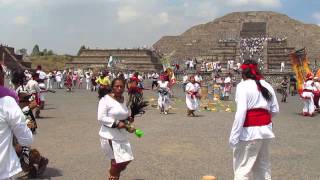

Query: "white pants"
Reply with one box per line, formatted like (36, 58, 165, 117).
(233, 139, 271, 180)
(301, 92, 315, 114)
(86, 81, 91, 90)
(158, 94, 170, 111)
(47, 79, 53, 89)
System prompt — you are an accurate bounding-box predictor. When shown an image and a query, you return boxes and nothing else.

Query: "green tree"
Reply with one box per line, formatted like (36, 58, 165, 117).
(47, 50, 54, 56)
(31, 44, 40, 56)
(43, 48, 48, 56)
(17, 48, 28, 57)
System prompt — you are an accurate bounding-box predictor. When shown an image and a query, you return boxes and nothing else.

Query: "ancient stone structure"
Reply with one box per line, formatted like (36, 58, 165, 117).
(153, 11, 320, 72)
(67, 48, 162, 72)
(240, 22, 266, 38)
(0, 45, 31, 70)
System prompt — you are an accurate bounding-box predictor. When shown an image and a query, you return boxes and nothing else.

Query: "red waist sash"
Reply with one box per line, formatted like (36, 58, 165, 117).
(303, 89, 313, 93)
(243, 108, 271, 127)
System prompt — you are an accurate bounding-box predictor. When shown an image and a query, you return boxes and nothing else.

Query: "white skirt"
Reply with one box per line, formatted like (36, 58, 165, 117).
(100, 138, 134, 163)
(186, 95, 199, 110)
(158, 94, 170, 110)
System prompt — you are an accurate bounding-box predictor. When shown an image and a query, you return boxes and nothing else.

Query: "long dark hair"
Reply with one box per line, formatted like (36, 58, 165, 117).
(241, 60, 272, 101)
(98, 78, 125, 99)
(11, 70, 25, 86)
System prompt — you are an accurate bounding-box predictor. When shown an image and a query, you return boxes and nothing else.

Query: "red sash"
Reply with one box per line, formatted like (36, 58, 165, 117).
(243, 108, 271, 127)
(303, 89, 313, 93)
(188, 92, 198, 99)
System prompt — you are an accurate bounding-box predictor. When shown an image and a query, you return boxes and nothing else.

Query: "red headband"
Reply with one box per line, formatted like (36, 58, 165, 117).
(240, 64, 263, 80)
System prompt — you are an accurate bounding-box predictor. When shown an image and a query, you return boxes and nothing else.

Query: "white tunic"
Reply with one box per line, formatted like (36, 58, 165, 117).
(185, 82, 200, 110)
(301, 80, 314, 99)
(0, 96, 33, 179)
(97, 95, 129, 141)
(229, 79, 279, 147)
(25, 79, 41, 94)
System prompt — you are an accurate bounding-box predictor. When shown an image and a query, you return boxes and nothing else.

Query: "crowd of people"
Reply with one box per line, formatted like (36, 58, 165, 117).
(94, 59, 283, 180)
(2, 57, 320, 180)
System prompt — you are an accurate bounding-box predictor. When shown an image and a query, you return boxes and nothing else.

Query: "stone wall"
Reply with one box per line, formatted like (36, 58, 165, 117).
(0, 45, 31, 70)
(68, 48, 162, 72)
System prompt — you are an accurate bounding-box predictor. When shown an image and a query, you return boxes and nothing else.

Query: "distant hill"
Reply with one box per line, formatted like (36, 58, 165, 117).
(153, 11, 320, 62)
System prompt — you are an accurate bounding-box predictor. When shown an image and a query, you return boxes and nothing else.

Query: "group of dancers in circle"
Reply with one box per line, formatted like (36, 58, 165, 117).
(96, 59, 282, 180)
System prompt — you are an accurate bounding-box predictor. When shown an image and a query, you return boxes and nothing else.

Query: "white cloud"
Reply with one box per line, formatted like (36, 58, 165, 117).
(117, 6, 140, 23)
(313, 12, 320, 26)
(314, 12, 320, 20)
(158, 12, 169, 25)
(13, 16, 28, 25)
(227, 0, 281, 8)
(0, 0, 45, 7)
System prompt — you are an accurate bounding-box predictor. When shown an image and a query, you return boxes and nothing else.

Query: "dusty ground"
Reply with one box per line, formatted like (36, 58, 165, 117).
(14, 81, 320, 180)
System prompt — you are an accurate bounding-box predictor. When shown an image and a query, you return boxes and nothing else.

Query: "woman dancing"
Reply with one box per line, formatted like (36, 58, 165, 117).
(97, 78, 135, 180)
(185, 75, 201, 116)
(157, 75, 170, 114)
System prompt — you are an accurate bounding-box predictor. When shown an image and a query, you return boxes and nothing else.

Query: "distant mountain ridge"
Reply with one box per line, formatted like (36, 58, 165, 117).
(153, 11, 320, 61)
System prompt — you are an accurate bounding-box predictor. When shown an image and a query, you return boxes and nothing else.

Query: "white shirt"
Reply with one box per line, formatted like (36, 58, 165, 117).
(303, 80, 314, 91)
(152, 73, 159, 80)
(224, 76, 231, 83)
(97, 95, 129, 141)
(37, 70, 47, 80)
(25, 79, 41, 94)
(0, 96, 33, 179)
(158, 81, 169, 90)
(55, 71, 62, 82)
(229, 79, 279, 147)
(195, 75, 202, 82)
(182, 75, 188, 83)
(185, 82, 200, 95)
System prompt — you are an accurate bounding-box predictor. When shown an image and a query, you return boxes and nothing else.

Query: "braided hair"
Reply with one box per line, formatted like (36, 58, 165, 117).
(241, 60, 272, 101)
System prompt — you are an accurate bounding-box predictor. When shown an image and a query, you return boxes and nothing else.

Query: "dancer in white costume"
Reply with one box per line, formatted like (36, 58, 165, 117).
(97, 78, 134, 180)
(314, 77, 320, 110)
(229, 60, 279, 180)
(300, 72, 315, 116)
(185, 75, 200, 116)
(157, 75, 170, 114)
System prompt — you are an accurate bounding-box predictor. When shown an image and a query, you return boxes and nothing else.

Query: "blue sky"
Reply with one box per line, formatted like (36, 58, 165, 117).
(0, 0, 319, 55)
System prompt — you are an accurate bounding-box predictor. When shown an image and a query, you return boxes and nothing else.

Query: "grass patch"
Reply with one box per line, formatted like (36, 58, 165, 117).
(30, 55, 73, 71)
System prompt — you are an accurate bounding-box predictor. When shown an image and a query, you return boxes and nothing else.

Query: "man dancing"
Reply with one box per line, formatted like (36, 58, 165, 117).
(229, 60, 279, 180)
(300, 72, 315, 116)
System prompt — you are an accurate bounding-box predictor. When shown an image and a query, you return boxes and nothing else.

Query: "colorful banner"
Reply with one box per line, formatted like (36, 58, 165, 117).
(289, 48, 312, 94)
(316, 68, 320, 78)
(166, 67, 176, 85)
(206, 62, 214, 72)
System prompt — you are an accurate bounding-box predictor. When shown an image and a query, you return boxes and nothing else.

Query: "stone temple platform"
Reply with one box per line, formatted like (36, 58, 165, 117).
(66, 48, 162, 72)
